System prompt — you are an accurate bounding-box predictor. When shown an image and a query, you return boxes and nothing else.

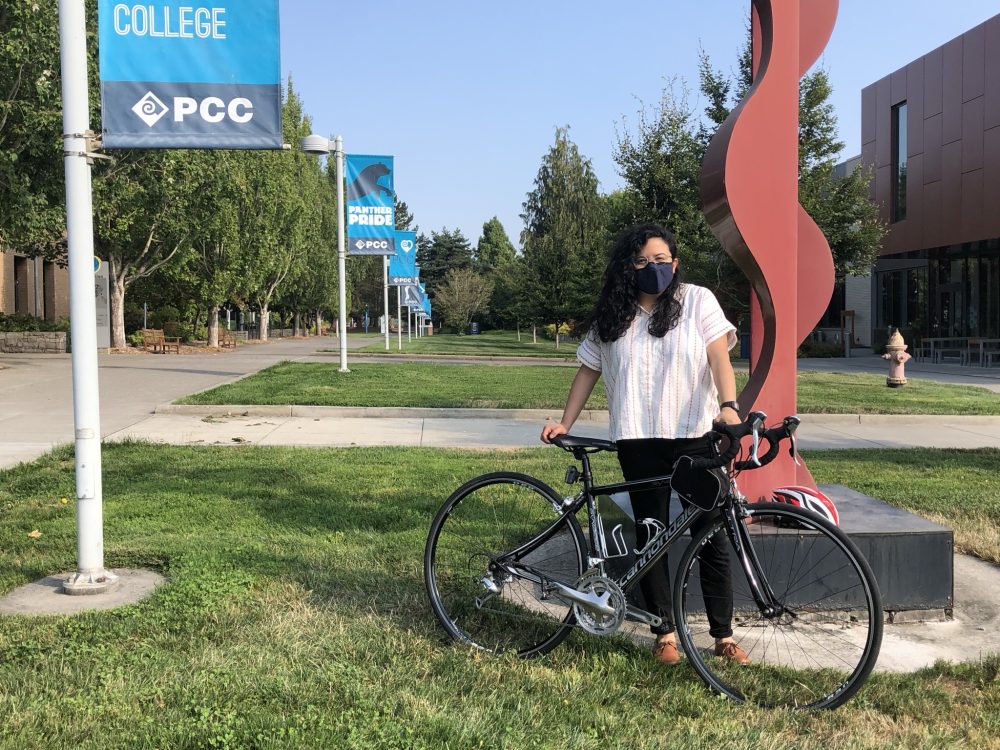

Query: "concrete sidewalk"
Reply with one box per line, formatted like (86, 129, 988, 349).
(0, 335, 379, 469)
(108, 406, 1000, 452)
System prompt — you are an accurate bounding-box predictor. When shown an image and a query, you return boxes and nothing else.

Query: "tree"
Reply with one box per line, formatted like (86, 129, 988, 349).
(433, 268, 494, 332)
(520, 127, 606, 346)
(698, 49, 885, 275)
(0, 0, 94, 259)
(232, 82, 322, 341)
(416, 227, 473, 301)
(474, 217, 520, 330)
(92, 149, 198, 348)
(614, 50, 886, 328)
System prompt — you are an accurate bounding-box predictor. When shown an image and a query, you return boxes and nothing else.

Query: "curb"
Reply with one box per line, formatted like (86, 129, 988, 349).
(155, 404, 610, 422)
(154, 404, 1000, 426)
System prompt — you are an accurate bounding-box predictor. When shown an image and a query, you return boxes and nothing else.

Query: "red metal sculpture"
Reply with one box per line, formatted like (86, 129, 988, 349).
(700, 0, 839, 500)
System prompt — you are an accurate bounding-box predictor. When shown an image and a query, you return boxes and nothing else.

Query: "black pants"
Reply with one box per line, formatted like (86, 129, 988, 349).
(616, 437, 734, 638)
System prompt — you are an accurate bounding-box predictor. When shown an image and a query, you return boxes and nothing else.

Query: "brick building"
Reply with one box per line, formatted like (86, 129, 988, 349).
(0, 252, 70, 321)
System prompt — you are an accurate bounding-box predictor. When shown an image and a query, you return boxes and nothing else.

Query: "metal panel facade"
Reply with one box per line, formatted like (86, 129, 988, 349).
(862, 13, 1000, 256)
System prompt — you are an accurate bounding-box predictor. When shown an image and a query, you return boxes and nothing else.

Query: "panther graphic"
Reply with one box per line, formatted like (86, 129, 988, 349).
(347, 162, 392, 202)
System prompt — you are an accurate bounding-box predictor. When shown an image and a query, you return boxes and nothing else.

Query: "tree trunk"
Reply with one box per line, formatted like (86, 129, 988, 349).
(207, 304, 220, 348)
(316, 309, 324, 337)
(258, 305, 269, 341)
(555, 322, 560, 349)
(110, 269, 127, 349)
(532, 324, 537, 344)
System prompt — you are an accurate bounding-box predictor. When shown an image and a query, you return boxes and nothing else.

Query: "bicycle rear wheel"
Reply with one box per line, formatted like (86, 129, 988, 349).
(424, 472, 587, 657)
(674, 502, 883, 709)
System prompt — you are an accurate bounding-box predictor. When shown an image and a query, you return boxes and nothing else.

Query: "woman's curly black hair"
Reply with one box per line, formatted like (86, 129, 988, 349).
(586, 223, 684, 342)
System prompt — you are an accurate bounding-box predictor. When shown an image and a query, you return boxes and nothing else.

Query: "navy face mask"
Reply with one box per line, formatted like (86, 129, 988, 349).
(635, 262, 675, 295)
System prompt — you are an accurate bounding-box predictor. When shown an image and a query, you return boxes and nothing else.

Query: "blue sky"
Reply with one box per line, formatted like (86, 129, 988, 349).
(280, 1, 999, 250)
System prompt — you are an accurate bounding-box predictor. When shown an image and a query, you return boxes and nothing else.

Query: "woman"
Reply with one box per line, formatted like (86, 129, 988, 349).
(540, 223, 748, 666)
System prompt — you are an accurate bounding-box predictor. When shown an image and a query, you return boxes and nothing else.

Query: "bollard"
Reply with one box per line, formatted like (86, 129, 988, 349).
(882, 328, 912, 388)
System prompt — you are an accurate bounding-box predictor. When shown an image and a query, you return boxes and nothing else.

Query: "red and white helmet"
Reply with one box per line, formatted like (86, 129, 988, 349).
(771, 486, 839, 526)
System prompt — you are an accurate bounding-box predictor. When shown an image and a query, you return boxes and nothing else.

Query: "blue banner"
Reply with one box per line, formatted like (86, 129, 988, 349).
(346, 154, 395, 255)
(389, 231, 417, 285)
(401, 285, 422, 307)
(98, 1, 282, 149)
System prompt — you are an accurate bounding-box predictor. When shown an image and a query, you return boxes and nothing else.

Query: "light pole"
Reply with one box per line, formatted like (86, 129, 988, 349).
(300, 134, 349, 372)
(58, 0, 116, 594)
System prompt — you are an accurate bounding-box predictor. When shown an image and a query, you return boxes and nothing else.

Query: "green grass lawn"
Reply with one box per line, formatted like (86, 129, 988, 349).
(354, 330, 578, 358)
(180, 361, 1000, 415)
(1, 444, 999, 748)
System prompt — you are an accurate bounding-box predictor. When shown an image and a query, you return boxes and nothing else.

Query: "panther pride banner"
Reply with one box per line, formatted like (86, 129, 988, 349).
(346, 154, 395, 255)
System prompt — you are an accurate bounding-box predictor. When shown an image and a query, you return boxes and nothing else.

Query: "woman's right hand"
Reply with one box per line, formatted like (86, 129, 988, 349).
(540, 421, 568, 444)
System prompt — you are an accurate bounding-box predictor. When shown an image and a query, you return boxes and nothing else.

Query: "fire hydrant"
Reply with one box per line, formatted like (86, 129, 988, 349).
(883, 328, 912, 388)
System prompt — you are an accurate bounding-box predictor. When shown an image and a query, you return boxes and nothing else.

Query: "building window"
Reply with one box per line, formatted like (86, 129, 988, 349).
(891, 102, 907, 222)
(13, 256, 29, 315)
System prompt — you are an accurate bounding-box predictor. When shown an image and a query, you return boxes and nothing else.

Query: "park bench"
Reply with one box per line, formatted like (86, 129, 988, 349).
(219, 331, 237, 349)
(141, 328, 181, 354)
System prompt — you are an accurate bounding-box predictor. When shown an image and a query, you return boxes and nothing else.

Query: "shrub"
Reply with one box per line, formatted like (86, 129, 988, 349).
(0, 313, 70, 332)
(543, 322, 571, 340)
(797, 339, 843, 358)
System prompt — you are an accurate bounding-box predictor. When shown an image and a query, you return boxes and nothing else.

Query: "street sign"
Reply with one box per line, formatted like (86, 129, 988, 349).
(98, 1, 282, 149)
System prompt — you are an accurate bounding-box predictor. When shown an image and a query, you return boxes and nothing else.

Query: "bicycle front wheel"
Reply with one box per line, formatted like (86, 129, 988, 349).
(424, 472, 587, 657)
(674, 502, 883, 709)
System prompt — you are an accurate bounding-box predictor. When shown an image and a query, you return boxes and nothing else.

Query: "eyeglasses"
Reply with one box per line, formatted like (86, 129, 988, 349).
(632, 257, 673, 269)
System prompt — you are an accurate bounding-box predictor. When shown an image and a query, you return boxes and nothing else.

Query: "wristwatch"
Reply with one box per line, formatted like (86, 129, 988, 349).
(719, 400, 740, 412)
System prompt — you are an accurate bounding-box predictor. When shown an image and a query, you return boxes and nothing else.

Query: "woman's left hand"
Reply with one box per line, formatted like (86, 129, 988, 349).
(716, 407, 742, 425)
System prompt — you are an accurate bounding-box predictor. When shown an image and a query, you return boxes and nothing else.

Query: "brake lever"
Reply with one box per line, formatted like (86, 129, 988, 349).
(750, 415, 764, 466)
(784, 415, 801, 466)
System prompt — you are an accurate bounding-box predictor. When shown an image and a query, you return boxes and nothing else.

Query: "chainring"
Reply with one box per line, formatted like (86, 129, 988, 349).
(572, 574, 627, 636)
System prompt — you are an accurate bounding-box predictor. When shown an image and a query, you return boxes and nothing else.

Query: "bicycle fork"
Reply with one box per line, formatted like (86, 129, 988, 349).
(724, 503, 789, 620)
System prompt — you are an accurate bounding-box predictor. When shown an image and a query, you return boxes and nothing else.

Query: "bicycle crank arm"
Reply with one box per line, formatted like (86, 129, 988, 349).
(545, 581, 617, 616)
(625, 606, 663, 628)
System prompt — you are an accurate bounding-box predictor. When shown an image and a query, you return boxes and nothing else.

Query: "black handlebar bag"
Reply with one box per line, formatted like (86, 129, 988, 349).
(670, 455, 727, 511)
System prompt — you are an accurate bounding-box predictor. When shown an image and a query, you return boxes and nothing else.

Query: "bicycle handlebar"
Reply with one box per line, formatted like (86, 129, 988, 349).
(687, 412, 800, 472)
(733, 416, 800, 470)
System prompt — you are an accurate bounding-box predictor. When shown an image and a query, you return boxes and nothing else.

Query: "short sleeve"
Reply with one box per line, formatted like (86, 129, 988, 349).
(576, 329, 603, 372)
(697, 287, 737, 350)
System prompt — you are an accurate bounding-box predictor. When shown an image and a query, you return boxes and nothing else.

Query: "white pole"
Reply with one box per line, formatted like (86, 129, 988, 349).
(58, 0, 116, 594)
(334, 136, 349, 372)
(407, 306, 411, 342)
(397, 286, 402, 350)
(383, 255, 390, 350)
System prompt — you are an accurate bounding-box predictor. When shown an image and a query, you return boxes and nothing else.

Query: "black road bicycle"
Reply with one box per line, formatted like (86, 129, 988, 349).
(424, 413, 883, 710)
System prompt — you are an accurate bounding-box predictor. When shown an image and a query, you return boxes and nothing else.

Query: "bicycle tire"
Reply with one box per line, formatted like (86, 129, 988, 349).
(674, 502, 883, 709)
(424, 471, 588, 657)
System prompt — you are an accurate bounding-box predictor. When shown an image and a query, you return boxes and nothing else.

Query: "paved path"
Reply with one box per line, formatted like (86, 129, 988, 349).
(3, 341, 1000, 468)
(0, 335, 377, 469)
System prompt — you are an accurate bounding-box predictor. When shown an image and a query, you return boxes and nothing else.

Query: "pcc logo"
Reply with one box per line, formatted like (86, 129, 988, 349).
(131, 91, 168, 127)
(131, 92, 255, 127)
(354, 239, 391, 252)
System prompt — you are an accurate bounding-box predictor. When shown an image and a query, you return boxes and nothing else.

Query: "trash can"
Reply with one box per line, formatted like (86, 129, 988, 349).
(469, 322, 480, 335)
(739, 333, 751, 359)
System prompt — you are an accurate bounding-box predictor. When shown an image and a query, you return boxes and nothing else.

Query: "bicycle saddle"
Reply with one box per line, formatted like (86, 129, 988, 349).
(551, 434, 617, 453)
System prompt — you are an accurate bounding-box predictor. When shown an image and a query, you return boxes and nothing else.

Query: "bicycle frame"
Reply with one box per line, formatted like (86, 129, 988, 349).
(496, 448, 785, 621)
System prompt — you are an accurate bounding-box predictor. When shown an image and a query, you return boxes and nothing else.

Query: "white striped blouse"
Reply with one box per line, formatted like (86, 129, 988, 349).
(576, 284, 737, 441)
